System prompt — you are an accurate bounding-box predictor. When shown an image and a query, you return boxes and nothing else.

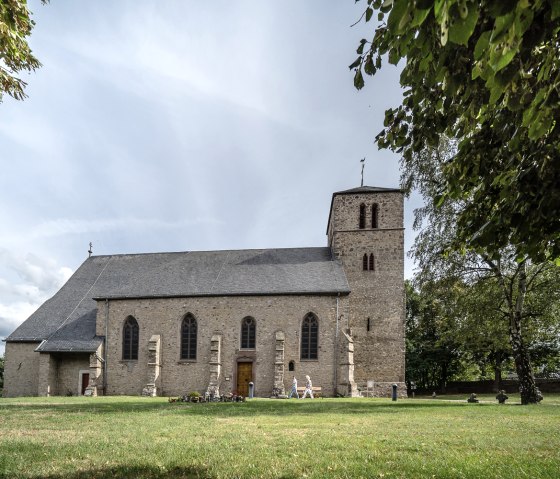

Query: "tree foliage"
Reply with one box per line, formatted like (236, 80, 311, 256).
(0, 0, 45, 102)
(406, 280, 467, 391)
(351, 0, 560, 262)
(405, 138, 560, 403)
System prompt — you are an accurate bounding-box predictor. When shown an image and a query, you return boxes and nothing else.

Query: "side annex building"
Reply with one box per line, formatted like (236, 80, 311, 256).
(3, 186, 405, 398)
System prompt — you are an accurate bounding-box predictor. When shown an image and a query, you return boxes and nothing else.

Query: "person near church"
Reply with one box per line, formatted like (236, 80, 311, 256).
(300, 375, 314, 399)
(287, 376, 299, 399)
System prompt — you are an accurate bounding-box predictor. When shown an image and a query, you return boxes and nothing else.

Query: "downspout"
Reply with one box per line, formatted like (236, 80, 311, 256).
(104, 299, 109, 394)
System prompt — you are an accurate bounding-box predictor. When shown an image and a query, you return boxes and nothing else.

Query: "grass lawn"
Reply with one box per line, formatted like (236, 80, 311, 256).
(0, 395, 559, 479)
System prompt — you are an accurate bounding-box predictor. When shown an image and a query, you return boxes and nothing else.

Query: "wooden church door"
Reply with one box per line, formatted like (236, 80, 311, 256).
(236, 362, 252, 396)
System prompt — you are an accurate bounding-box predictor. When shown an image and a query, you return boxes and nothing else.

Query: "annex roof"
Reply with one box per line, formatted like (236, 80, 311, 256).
(7, 247, 350, 352)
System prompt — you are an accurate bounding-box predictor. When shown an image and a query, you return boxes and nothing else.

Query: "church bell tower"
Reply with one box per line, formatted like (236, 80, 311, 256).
(327, 186, 405, 396)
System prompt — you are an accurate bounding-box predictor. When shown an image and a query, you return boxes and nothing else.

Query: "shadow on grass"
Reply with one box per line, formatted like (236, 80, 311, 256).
(0, 465, 211, 479)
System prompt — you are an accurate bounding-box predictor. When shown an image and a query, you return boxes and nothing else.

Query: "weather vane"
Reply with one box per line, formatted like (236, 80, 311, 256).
(88, 242, 93, 258)
(360, 157, 365, 187)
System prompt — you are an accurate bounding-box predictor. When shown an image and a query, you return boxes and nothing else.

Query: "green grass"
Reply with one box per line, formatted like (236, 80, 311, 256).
(1, 395, 559, 479)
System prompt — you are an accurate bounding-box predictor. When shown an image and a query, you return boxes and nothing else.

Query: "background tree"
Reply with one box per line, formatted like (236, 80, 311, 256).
(351, 0, 560, 262)
(403, 138, 560, 403)
(451, 277, 511, 390)
(406, 279, 467, 392)
(0, 0, 46, 102)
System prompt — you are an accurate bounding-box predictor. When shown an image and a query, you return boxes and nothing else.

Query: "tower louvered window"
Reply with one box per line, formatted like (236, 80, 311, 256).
(241, 316, 256, 349)
(363, 253, 368, 271)
(301, 313, 318, 360)
(372, 204, 379, 228)
(369, 253, 375, 271)
(122, 316, 139, 360)
(359, 203, 366, 229)
(181, 313, 197, 360)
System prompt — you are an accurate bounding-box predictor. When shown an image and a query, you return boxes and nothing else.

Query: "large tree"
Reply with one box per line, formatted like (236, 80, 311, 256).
(404, 138, 560, 403)
(351, 0, 560, 263)
(0, 0, 45, 102)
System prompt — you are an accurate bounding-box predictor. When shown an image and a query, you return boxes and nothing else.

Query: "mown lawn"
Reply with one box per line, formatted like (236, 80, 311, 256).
(0, 395, 559, 479)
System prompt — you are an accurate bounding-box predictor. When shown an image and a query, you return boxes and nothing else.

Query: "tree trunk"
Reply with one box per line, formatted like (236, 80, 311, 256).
(440, 362, 448, 394)
(493, 363, 502, 393)
(510, 321, 538, 404)
(509, 262, 540, 404)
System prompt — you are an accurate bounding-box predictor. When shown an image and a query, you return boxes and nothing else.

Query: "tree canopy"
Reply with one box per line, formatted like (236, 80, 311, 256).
(402, 137, 560, 403)
(0, 0, 45, 102)
(351, 0, 560, 263)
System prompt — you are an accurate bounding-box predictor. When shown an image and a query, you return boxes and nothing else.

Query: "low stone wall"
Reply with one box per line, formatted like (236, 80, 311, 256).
(414, 379, 560, 395)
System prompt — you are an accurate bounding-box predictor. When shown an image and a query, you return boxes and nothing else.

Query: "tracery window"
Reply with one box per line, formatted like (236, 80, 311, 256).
(180, 313, 197, 360)
(122, 316, 139, 360)
(241, 316, 256, 349)
(301, 313, 318, 360)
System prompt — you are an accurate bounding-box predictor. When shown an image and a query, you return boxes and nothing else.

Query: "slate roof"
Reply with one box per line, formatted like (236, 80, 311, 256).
(7, 247, 350, 353)
(333, 186, 403, 195)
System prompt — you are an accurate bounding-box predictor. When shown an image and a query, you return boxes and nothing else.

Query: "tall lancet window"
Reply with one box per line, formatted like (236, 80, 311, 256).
(301, 313, 319, 360)
(241, 316, 256, 349)
(363, 254, 368, 271)
(181, 313, 198, 360)
(359, 203, 366, 229)
(372, 204, 379, 229)
(122, 316, 139, 360)
(369, 253, 375, 271)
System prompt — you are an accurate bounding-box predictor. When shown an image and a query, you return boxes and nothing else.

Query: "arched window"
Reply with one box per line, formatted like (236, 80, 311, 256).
(359, 203, 366, 229)
(372, 204, 379, 228)
(363, 253, 368, 271)
(369, 253, 375, 271)
(181, 313, 197, 360)
(122, 316, 139, 360)
(301, 313, 318, 360)
(288, 360, 295, 372)
(241, 316, 256, 349)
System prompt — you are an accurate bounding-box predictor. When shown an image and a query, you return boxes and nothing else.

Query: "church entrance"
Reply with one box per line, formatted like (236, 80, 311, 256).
(81, 373, 90, 395)
(236, 362, 253, 396)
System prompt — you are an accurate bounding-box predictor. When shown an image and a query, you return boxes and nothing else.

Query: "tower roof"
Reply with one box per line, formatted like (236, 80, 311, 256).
(332, 186, 402, 195)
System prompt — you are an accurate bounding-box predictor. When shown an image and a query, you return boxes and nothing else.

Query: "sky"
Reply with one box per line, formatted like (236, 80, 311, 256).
(0, 0, 420, 355)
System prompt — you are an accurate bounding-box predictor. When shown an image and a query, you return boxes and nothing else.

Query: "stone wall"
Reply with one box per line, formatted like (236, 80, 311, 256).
(56, 354, 90, 396)
(3, 342, 41, 397)
(100, 294, 346, 397)
(38, 353, 57, 396)
(328, 190, 406, 394)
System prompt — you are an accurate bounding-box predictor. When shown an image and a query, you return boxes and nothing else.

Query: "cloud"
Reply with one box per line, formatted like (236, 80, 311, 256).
(0, 303, 40, 338)
(0, 249, 73, 354)
(27, 217, 224, 240)
(0, 248, 72, 294)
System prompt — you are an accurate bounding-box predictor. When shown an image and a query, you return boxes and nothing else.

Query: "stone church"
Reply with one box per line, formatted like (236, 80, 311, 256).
(3, 186, 405, 398)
